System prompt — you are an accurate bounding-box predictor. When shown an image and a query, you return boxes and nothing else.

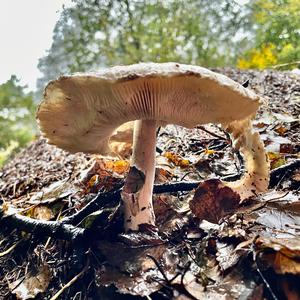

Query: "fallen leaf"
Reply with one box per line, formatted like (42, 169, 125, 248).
(273, 252, 300, 274)
(9, 264, 51, 300)
(182, 269, 257, 300)
(32, 205, 54, 220)
(189, 179, 240, 223)
(256, 237, 300, 256)
(216, 242, 241, 271)
(104, 160, 130, 174)
(204, 149, 216, 155)
(80, 158, 124, 193)
(87, 174, 99, 188)
(275, 125, 288, 136)
(264, 135, 292, 152)
(155, 167, 174, 183)
(267, 152, 286, 169)
(79, 208, 115, 229)
(280, 143, 298, 154)
(280, 277, 300, 300)
(96, 242, 177, 296)
(254, 122, 268, 129)
(163, 151, 190, 168)
(273, 112, 296, 123)
(29, 179, 77, 204)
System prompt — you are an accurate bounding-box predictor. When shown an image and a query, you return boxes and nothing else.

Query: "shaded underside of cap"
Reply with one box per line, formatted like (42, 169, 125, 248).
(37, 62, 261, 154)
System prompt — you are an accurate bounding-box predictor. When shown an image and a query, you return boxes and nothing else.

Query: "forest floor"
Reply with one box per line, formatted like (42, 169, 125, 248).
(0, 68, 299, 300)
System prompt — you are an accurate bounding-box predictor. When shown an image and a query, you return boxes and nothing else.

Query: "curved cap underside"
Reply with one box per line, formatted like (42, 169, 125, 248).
(37, 62, 261, 154)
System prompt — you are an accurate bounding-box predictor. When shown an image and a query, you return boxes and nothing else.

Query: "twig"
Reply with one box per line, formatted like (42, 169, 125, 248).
(0, 241, 20, 257)
(147, 254, 171, 284)
(49, 263, 89, 300)
(196, 125, 227, 140)
(251, 238, 279, 300)
(271, 60, 300, 69)
(153, 181, 199, 194)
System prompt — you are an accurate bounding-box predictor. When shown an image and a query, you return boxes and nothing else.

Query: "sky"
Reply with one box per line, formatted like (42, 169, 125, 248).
(0, 0, 73, 90)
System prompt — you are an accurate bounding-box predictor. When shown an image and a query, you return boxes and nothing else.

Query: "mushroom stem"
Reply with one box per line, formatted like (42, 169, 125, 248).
(223, 118, 269, 200)
(121, 119, 157, 231)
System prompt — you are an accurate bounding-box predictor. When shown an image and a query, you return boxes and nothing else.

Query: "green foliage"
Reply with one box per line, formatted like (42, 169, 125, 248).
(238, 0, 300, 69)
(0, 76, 35, 166)
(38, 0, 251, 88)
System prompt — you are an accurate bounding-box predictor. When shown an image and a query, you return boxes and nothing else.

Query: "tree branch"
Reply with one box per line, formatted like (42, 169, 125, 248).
(0, 209, 87, 244)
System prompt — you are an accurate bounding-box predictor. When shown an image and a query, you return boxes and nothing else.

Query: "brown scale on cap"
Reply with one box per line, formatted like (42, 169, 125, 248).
(37, 62, 269, 232)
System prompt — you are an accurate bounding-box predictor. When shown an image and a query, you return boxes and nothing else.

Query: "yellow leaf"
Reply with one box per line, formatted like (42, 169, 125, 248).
(87, 175, 99, 188)
(104, 160, 129, 174)
(204, 149, 216, 155)
(163, 151, 190, 168)
(267, 152, 286, 169)
(275, 125, 288, 136)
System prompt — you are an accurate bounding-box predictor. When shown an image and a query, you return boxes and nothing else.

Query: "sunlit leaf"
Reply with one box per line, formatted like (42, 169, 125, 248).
(275, 125, 288, 136)
(163, 151, 190, 168)
(104, 160, 130, 174)
(273, 252, 300, 275)
(204, 149, 216, 155)
(34, 206, 53, 220)
(9, 264, 51, 300)
(267, 152, 286, 169)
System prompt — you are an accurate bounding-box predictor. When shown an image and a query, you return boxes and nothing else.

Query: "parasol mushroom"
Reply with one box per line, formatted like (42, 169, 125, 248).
(37, 62, 269, 231)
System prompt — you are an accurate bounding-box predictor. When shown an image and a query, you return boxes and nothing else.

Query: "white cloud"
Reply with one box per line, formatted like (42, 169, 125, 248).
(0, 0, 73, 90)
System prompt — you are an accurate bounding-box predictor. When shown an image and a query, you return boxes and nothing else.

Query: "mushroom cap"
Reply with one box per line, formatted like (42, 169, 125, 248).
(37, 62, 262, 154)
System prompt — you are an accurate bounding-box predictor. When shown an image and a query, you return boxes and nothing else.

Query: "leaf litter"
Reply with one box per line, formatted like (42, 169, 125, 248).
(0, 68, 299, 299)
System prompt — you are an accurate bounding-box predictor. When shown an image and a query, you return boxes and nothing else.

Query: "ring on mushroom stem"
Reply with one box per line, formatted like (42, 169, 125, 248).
(37, 62, 269, 232)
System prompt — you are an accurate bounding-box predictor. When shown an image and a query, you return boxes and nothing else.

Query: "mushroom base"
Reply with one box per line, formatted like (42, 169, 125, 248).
(121, 119, 157, 231)
(223, 118, 269, 200)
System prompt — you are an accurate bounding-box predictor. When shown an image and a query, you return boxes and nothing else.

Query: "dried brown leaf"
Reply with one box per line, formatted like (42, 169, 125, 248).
(32, 205, 54, 220)
(273, 252, 300, 275)
(9, 264, 51, 300)
(96, 242, 177, 296)
(190, 179, 240, 223)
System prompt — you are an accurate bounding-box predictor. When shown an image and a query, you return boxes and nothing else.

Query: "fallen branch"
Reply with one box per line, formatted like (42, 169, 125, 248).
(62, 187, 123, 225)
(63, 182, 201, 226)
(64, 161, 299, 227)
(0, 209, 87, 244)
(1, 161, 297, 243)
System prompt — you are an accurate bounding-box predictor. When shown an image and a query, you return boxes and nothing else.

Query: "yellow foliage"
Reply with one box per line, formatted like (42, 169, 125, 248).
(237, 44, 277, 70)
